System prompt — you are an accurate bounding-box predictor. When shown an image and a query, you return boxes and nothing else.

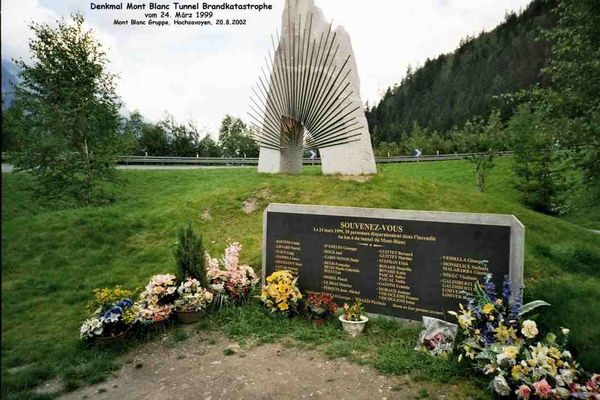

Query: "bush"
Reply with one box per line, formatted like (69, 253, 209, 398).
(174, 223, 207, 287)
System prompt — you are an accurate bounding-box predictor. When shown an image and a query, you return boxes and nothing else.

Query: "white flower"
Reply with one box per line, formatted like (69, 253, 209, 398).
(102, 312, 120, 324)
(210, 283, 225, 293)
(554, 387, 570, 398)
(80, 318, 103, 339)
(493, 374, 511, 396)
(559, 368, 575, 385)
(521, 320, 538, 339)
(484, 363, 499, 375)
(561, 350, 572, 359)
(496, 353, 516, 368)
(561, 327, 570, 336)
(530, 343, 550, 368)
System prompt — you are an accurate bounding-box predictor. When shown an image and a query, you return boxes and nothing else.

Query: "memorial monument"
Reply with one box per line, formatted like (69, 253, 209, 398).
(263, 203, 525, 322)
(249, 0, 377, 175)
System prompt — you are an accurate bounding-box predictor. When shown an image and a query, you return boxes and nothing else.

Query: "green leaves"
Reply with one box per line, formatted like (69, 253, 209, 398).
(10, 13, 123, 206)
(519, 300, 551, 316)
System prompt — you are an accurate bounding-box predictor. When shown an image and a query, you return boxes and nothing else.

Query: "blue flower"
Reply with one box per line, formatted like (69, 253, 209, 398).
(102, 306, 123, 321)
(508, 286, 523, 322)
(115, 299, 133, 309)
(483, 274, 496, 301)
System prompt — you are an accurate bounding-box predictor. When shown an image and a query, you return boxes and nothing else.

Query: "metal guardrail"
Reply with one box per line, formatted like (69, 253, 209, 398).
(2, 151, 513, 166)
(115, 151, 513, 165)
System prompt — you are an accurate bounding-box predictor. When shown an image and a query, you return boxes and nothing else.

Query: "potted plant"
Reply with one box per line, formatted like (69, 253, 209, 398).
(339, 300, 368, 337)
(80, 287, 140, 344)
(174, 277, 213, 323)
(259, 270, 303, 318)
(306, 293, 337, 326)
(137, 274, 178, 328)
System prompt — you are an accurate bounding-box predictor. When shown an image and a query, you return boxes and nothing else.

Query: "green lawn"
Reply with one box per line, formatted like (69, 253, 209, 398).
(2, 158, 599, 399)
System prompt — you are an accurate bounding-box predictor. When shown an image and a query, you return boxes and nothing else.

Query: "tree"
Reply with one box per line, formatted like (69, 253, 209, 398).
(159, 114, 201, 157)
(456, 111, 506, 192)
(198, 134, 221, 157)
(175, 223, 207, 287)
(218, 115, 258, 157)
(507, 105, 565, 213)
(137, 122, 170, 156)
(537, 0, 600, 197)
(10, 14, 124, 205)
(1, 100, 23, 151)
(365, 0, 555, 142)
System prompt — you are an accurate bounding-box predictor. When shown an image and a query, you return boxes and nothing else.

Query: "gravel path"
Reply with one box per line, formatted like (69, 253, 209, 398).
(55, 328, 461, 400)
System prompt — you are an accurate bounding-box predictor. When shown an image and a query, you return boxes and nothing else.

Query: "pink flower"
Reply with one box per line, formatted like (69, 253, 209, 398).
(516, 385, 531, 399)
(533, 379, 553, 398)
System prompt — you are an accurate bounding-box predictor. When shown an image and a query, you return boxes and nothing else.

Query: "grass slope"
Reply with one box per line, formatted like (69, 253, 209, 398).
(2, 159, 599, 399)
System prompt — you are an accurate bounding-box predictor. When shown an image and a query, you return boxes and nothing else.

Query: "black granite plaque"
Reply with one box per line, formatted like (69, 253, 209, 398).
(263, 205, 520, 322)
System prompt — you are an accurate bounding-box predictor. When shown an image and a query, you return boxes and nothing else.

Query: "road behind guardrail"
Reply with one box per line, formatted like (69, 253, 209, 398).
(2, 151, 512, 168)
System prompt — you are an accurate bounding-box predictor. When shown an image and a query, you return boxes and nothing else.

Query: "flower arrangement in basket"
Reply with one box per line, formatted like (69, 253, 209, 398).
(138, 274, 178, 324)
(449, 274, 599, 399)
(306, 293, 337, 326)
(260, 270, 303, 317)
(80, 286, 140, 343)
(206, 242, 259, 307)
(174, 278, 213, 323)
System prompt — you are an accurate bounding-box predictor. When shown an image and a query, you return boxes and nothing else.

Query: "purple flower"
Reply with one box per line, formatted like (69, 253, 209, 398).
(502, 275, 511, 301)
(482, 322, 495, 344)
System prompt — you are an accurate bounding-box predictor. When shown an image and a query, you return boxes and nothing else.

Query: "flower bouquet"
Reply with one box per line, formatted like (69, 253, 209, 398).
(80, 286, 139, 343)
(138, 274, 178, 326)
(260, 270, 303, 318)
(449, 274, 595, 399)
(206, 242, 259, 307)
(305, 293, 337, 326)
(174, 277, 213, 323)
(415, 316, 457, 357)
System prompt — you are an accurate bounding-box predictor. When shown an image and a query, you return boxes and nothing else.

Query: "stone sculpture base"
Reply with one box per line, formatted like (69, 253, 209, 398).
(257, 146, 303, 174)
(256, 0, 377, 176)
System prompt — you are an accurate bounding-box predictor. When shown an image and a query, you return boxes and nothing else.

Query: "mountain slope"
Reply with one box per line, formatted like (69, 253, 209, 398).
(1, 59, 20, 108)
(367, 0, 556, 144)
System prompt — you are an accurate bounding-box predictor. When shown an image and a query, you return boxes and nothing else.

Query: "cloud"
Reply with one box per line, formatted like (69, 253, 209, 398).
(2, 0, 531, 132)
(1, 0, 59, 61)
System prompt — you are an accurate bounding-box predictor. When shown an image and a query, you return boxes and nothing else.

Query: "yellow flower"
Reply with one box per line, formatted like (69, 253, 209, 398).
(456, 305, 475, 328)
(548, 347, 561, 359)
(494, 324, 518, 343)
(503, 346, 519, 359)
(547, 358, 557, 375)
(482, 303, 495, 314)
(262, 270, 302, 314)
(511, 364, 529, 380)
(463, 344, 476, 360)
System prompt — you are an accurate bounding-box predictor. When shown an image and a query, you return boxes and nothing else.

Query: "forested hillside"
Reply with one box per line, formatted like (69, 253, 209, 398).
(366, 0, 556, 145)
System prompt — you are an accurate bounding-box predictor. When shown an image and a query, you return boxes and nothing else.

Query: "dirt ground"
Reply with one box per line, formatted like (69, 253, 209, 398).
(56, 327, 447, 400)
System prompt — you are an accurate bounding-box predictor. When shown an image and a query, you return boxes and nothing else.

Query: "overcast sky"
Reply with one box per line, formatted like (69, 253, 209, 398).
(2, 0, 532, 133)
